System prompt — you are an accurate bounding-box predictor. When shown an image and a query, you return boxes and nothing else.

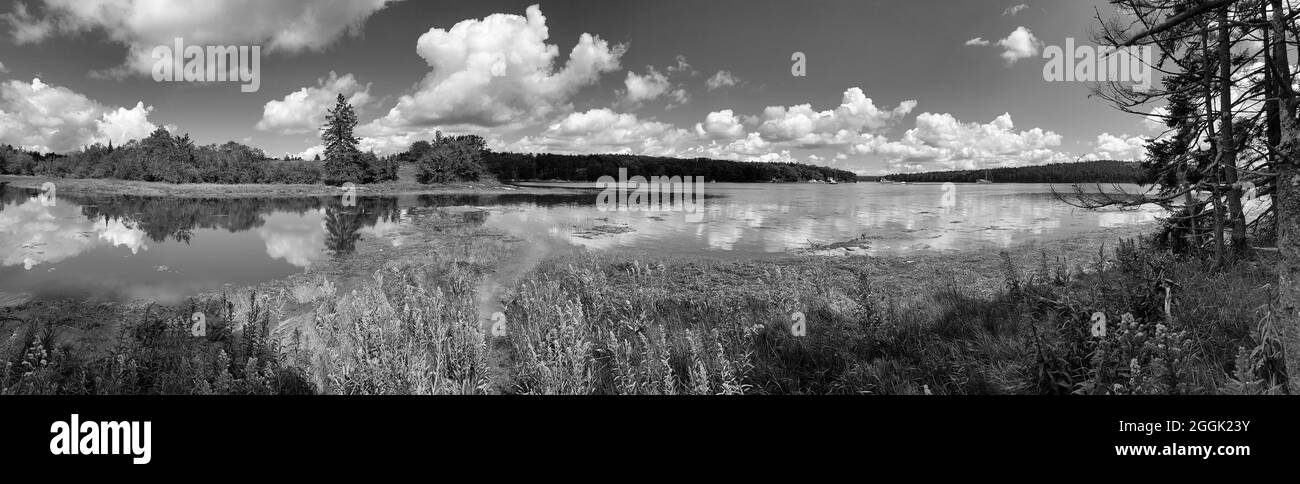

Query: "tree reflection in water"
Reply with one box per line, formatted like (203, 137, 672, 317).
(324, 197, 402, 257)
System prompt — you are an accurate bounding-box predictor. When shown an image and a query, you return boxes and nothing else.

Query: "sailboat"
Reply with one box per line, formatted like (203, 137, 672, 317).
(976, 169, 993, 184)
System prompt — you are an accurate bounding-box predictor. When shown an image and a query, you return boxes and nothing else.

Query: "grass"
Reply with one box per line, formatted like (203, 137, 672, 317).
(0, 225, 1284, 394)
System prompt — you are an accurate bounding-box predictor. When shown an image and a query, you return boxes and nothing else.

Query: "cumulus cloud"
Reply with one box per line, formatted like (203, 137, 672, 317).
(257, 71, 371, 135)
(688, 133, 793, 163)
(1003, 4, 1029, 16)
(618, 65, 687, 108)
(2, 0, 399, 77)
(0, 78, 158, 152)
(997, 27, 1042, 64)
(369, 4, 625, 131)
(706, 70, 740, 90)
(694, 109, 746, 140)
(852, 112, 1067, 171)
(512, 108, 689, 156)
(756, 87, 916, 147)
(1089, 133, 1147, 161)
(964, 38, 990, 46)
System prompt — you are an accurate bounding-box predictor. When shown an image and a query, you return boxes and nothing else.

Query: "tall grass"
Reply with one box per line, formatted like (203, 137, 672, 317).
(1, 237, 1282, 394)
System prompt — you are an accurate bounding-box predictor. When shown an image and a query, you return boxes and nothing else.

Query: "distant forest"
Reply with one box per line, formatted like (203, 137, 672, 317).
(482, 152, 857, 182)
(870, 160, 1143, 184)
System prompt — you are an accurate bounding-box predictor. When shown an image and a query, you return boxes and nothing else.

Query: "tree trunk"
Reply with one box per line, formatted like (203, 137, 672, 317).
(1269, 0, 1300, 392)
(1218, 9, 1247, 258)
(1204, 30, 1225, 265)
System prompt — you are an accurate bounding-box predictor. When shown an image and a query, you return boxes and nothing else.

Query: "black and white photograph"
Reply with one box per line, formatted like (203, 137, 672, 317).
(0, 0, 1294, 469)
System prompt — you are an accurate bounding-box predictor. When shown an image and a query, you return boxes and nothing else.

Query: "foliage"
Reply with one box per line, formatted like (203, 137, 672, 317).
(1, 293, 314, 395)
(480, 151, 856, 183)
(4, 227, 1276, 395)
(1, 136, 323, 184)
(881, 160, 1143, 184)
(414, 133, 487, 184)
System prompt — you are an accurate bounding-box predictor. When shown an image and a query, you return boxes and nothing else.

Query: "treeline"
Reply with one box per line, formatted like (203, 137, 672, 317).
(0, 130, 331, 184)
(877, 160, 1143, 184)
(481, 152, 857, 182)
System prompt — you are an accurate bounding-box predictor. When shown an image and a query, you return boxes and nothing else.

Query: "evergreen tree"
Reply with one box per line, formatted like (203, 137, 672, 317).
(321, 94, 369, 186)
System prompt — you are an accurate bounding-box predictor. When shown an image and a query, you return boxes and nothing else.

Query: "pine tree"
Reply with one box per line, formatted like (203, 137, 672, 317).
(321, 94, 369, 185)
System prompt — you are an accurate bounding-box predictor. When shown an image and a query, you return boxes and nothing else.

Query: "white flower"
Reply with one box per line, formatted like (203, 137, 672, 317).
(1090, 312, 1107, 337)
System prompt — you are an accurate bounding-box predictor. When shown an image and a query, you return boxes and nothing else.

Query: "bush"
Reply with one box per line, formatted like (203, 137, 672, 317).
(322, 152, 372, 186)
(415, 135, 486, 184)
(261, 160, 323, 184)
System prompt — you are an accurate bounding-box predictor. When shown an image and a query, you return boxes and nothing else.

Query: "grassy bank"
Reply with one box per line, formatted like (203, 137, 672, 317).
(1, 220, 1282, 394)
(0, 174, 588, 198)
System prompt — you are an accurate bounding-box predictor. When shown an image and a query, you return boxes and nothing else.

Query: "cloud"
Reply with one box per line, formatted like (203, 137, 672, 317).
(852, 112, 1067, 171)
(0, 78, 159, 152)
(0, 60, 7, 73)
(706, 70, 740, 90)
(964, 37, 990, 46)
(666, 55, 697, 76)
(756, 87, 916, 146)
(2, 0, 399, 77)
(1003, 4, 1029, 16)
(694, 109, 746, 140)
(0, 2, 54, 44)
(369, 4, 625, 131)
(0, 198, 148, 270)
(997, 27, 1042, 64)
(512, 108, 689, 156)
(1088, 133, 1147, 160)
(618, 65, 687, 108)
(257, 71, 371, 135)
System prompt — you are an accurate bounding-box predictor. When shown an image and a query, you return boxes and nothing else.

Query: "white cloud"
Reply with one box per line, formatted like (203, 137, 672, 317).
(694, 109, 746, 140)
(689, 133, 793, 163)
(288, 145, 325, 160)
(0, 60, 7, 73)
(757, 87, 916, 146)
(1003, 4, 1028, 16)
(852, 112, 1067, 171)
(512, 108, 689, 156)
(369, 4, 625, 131)
(964, 38, 990, 46)
(622, 67, 671, 105)
(619, 65, 687, 108)
(666, 55, 696, 76)
(0, 78, 158, 152)
(0, 2, 53, 44)
(1089, 133, 1147, 160)
(97, 102, 159, 146)
(257, 71, 371, 135)
(997, 26, 1042, 64)
(2, 0, 400, 76)
(706, 70, 740, 90)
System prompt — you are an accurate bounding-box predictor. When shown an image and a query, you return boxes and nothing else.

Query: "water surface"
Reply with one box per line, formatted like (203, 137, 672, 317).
(0, 181, 1162, 303)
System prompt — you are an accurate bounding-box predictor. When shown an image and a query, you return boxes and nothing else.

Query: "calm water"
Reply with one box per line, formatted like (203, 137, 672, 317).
(0, 181, 1162, 303)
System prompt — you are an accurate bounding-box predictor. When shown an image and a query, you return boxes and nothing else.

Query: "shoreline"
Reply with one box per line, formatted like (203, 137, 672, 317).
(0, 174, 590, 198)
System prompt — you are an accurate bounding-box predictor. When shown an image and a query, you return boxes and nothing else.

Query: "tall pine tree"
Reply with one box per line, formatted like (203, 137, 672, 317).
(321, 94, 369, 186)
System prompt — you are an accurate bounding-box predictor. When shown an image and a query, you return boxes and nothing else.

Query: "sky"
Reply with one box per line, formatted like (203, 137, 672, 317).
(0, 0, 1159, 175)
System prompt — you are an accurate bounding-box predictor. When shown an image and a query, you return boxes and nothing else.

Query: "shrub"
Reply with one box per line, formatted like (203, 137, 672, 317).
(415, 135, 487, 184)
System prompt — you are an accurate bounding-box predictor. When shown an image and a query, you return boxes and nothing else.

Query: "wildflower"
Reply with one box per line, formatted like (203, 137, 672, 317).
(1090, 312, 1107, 337)
(1121, 312, 1136, 325)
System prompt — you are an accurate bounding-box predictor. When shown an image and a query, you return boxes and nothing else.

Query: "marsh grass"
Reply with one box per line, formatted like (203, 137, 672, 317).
(0, 234, 1282, 395)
